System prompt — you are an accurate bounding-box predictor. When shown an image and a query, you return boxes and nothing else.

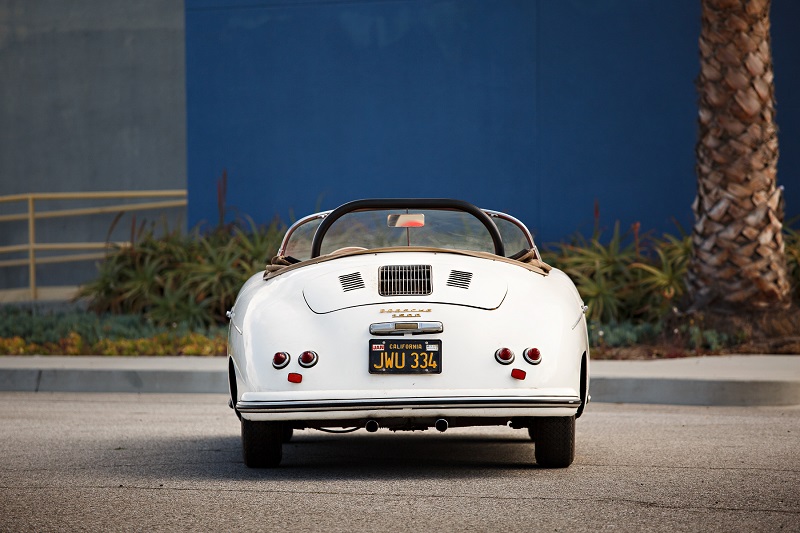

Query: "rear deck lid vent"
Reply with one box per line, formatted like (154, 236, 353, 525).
(447, 270, 473, 289)
(378, 265, 432, 296)
(339, 272, 365, 292)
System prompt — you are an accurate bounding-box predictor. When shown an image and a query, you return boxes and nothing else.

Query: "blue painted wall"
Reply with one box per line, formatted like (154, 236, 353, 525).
(186, 0, 799, 243)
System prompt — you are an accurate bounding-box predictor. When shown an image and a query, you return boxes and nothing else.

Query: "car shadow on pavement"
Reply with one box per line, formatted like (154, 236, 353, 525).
(141, 430, 547, 482)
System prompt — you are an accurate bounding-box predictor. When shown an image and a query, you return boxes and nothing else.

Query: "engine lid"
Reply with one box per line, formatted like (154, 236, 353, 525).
(302, 257, 509, 314)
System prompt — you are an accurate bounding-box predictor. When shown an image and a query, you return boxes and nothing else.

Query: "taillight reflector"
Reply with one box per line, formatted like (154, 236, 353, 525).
(273, 352, 290, 369)
(495, 347, 515, 365)
(299, 350, 318, 368)
(511, 368, 526, 380)
(523, 347, 542, 365)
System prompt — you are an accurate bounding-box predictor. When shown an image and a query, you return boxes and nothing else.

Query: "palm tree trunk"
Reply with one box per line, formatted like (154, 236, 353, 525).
(688, 0, 791, 311)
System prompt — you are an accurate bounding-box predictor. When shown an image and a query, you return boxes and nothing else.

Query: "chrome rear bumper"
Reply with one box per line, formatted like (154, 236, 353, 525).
(237, 395, 581, 414)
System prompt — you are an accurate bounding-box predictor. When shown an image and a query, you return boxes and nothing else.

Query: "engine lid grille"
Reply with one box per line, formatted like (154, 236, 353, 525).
(339, 272, 365, 292)
(447, 270, 473, 289)
(378, 265, 432, 296)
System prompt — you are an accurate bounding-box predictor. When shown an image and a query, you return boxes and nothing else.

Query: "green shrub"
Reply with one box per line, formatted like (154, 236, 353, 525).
(542, 221, 693, 324)
(77, 216, 284, 327)
(49, 210, 796, 356)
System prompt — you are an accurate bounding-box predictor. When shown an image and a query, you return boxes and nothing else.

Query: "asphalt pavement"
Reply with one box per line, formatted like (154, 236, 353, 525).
(2, 394, 798, 532)
(0, 354, 798, 406)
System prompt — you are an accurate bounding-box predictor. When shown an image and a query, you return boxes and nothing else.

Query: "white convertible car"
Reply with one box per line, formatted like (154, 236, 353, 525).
(227, 199, 589, 468)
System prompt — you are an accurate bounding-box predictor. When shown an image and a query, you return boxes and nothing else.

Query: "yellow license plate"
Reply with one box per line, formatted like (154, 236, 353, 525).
(369, 339, 442, 374)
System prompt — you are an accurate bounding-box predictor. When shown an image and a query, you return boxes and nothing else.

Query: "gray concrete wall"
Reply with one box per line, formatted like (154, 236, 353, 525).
(0, 0, 186, 294)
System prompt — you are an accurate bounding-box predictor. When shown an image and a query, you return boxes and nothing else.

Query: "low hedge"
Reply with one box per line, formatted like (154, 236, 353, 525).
(0, 308, 226, 356)
(0, 331, 225, 356)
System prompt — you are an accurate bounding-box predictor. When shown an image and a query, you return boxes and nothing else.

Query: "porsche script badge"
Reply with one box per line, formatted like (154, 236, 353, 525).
(380, 308, 432, 318)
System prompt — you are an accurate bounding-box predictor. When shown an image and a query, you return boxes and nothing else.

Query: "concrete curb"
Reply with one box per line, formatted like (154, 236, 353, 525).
(589, 377, 800, 407)
(590, 355, 800, 406)
(1, 355, 799, 406)
(0, 368, 227, 394)
(0, 356, 228, 394)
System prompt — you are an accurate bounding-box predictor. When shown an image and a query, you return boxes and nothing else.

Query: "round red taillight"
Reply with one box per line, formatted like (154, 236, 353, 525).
(523, 347, 542, 365)
(272, 352, 290, 369)
(494, 347, 515, 365)
(299, 350, 318, 368)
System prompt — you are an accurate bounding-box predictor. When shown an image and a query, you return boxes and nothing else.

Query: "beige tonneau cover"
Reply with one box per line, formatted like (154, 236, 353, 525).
(263, 246, 551, 280)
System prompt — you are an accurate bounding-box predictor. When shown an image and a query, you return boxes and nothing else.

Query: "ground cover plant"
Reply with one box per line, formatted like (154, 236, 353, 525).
(0, 307, 226, 356)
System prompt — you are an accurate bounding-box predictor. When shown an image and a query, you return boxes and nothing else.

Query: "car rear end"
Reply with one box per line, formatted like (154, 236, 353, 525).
(229, 251, 588, 431)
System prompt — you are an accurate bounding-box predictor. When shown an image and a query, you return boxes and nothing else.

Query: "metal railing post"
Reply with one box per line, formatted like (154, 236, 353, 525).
(0, 190, 187, 303)
(27, 194, 37, 300)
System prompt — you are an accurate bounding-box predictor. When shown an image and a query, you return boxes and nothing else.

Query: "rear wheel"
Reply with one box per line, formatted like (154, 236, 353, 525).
(531, 416, 575, 468)
(241, 419, 283, 468)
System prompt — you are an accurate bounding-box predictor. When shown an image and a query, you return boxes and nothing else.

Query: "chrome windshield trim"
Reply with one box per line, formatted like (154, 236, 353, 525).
(483, 209, 539, 260)
(277, 210, 331, 257)
(237, 396, 581, 414)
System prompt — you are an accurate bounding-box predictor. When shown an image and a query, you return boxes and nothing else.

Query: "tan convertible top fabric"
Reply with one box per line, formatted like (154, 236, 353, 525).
(263, 247, 551, 280)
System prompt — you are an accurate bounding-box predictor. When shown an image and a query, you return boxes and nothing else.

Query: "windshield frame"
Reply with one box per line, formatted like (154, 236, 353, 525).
(310, 199, 504, 258)
(277, 200, 537, 261)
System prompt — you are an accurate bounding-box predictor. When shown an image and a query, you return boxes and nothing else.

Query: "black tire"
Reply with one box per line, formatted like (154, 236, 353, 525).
(241, 419, 283, 468)
(532, 416, 575, 468)
(282, 425, 294, 443)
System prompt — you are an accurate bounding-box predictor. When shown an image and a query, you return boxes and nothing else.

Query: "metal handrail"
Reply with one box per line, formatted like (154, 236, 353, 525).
(0, 190, 187, 302)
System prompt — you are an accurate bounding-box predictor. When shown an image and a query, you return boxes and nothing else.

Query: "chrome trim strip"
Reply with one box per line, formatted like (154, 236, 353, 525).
(237, 396, 581, 414)
(228, 308, 242, 335)
(571, 305, 588, 330)
(277, 210, 331, 256)
(369, 321, 443, 335)
(483, 209, 538, 259)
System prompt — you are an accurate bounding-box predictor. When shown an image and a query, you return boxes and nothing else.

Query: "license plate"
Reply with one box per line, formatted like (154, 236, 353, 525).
(369, 339, 442, 374)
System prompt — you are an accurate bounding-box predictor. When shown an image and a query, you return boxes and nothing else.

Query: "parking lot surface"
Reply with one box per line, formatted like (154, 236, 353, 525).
(0, 392, 798, 532)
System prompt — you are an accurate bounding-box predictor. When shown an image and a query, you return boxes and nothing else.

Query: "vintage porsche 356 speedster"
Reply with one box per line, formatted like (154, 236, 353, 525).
(227, 198, 589, 468)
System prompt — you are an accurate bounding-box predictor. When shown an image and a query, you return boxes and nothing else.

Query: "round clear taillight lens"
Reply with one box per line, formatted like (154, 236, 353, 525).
(494, 347, 515, 365)
(523, 347, 542, 365)
(298, 350, 318, 368)
(272, 352, 290, 369)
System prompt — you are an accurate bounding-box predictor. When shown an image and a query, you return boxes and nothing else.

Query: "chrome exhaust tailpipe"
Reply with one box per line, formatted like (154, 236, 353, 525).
(435, 419, 448, 433)
(365, 420, 379, 433)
